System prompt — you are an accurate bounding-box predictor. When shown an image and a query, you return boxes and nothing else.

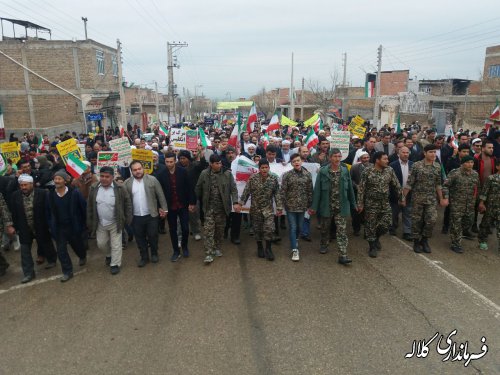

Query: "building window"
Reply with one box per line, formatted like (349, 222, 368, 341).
(488, 65, 500, 78)
(112, 55, 118, 77)
(419, 85, 431, 94)
(96, 50, 105, 75)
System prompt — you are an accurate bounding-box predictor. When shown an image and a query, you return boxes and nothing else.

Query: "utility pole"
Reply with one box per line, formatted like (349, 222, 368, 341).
(81, 17, 88, 40)
(116, 39, 127, 134)
(154, 81, 160, 125)
(341, 52, 347, 121)
(301, 77, 305, 120)
(290, 52, 295, 120)
(167, 41, 188, 123)
(373, 45, 382, 130)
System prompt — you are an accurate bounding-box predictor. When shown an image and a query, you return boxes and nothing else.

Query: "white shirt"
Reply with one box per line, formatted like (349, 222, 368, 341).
(282, 150, 291, 163)
(132, 178, 150, 216)
(56, 186, 69, 198)
(399, 159, 409, 187)
(96, 183, 116, 226)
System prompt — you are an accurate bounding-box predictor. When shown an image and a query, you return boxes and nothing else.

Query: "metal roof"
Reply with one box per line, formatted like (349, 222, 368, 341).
(0, 18, 51, 32)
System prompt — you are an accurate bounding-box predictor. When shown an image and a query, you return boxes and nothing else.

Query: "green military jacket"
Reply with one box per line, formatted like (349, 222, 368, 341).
(311, 164, 357, 217)
(195, 168, 238, 216)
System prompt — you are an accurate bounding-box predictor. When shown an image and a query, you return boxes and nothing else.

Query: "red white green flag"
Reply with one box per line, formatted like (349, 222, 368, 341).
(267, 111, 280, 134)
(262, 132, 270, 150)
(66, 153, 87, 178)
(235, 156, 258, 182)
(228, 123, 240, 148)
(199, 127, 211, 147)
(304, 127, 318, 150)
(313, 116, 323, 133)
(159, 124, 169, 136)
(37, 135, 43, 152)
(246, 103, 257, 133)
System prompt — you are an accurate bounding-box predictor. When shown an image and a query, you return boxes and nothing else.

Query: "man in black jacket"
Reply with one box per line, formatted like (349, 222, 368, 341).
(11, 174, 57, 283)
(157, 152, 196, 261)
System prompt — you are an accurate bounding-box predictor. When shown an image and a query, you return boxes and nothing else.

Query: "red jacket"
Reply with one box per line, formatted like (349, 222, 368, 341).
(473, 153, 496, 183)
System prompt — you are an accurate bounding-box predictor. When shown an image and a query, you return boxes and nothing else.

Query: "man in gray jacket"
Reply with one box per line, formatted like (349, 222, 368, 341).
(125, 161, 168, 267)
(87, 167, 133, 275)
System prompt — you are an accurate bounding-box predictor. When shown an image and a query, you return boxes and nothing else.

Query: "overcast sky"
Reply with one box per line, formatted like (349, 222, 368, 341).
(2, 0, 500, 99)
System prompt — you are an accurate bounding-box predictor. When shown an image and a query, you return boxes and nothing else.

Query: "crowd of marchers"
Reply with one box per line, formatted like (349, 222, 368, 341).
(0, 119, 499, 284)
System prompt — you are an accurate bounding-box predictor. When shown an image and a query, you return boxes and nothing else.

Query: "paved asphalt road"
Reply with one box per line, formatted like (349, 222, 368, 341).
(1, 212, 499, 375)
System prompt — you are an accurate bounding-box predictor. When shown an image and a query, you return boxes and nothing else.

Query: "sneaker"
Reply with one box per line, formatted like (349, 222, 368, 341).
(60, 273, 73, 283)
(170, 252, 181, 262)
(214, 249, 223, 257)
(319, 247, 328, 254)
(110, 265, 120, 275)
(194, 234, 202, 241)
(291, 249, 300, 262)
(479, 242, 488, 251)
(338, 256, 352, 265)
(204, 255, 214, 264)
(450, 244, 464, 254)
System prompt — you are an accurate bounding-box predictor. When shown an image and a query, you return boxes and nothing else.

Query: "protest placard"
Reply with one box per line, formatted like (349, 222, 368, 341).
(170, 128, 187, 150)
(56, 138, 82, 165)
(109, 137, 132, 167)
(328, 131, 351, 160)
(186, 130, 198, 151)
(97, 152, 120, 176)
(131, 149, 153, 174)
(0, 141, 20, 164)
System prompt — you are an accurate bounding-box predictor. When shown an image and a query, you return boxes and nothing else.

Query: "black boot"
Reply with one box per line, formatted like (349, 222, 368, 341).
(265, 240, 274, 261)
(368, 241, 378, 258)
(413, 239, 423, 253)
(257, 241, 265, 258)
(420, 237, 432, 253)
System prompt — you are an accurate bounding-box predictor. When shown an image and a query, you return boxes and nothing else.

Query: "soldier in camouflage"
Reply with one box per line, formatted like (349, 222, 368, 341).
(240, 159, 283, 261)
(478, 159, 500, 251)
(0, 192, 15, 277)
(310, 148, 357, 265)
(195, 154, 240, 264)
(403, 144, 449, 253)
(442, 155, 479, 253)
(357, 151, 402, 258)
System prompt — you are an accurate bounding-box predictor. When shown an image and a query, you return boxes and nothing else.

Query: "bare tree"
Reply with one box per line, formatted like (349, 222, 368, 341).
(250, 87, 277, 119)
(306, 71, 340, 114)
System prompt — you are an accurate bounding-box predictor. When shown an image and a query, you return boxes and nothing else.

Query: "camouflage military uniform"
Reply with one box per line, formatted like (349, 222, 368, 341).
(357, 166, 401, 242)
(280, 167, 313, 212)
(478, 173, 500, 246)
(443, 167, 479, 246)
(240, 173, 283, 241)
(319, 169, 348, 256)
(404, 160, 442, 241)
(0, 193, 13, 273)
(203, 171, 227, 256)
(23, 193, 35, 234)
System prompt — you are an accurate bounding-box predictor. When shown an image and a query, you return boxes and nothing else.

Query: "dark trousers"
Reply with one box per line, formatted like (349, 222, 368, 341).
(56, 226, 86, 275)
(225, 212, 242, 240)
(167, 207, 189, 253)
(0, 251, 8, 272)
(21, 233, 57, 277)
(132, 215, 159, 260)
(351, 208, 362, 232)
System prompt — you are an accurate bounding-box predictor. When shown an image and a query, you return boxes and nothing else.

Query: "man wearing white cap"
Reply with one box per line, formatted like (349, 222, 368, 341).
(11, 174, 58, 283)
(471, 138, 482, 156)
(281, 140, 292, 163)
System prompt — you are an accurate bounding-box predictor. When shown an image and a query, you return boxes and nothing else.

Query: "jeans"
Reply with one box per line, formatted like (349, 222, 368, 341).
(167, 207, 189, 253)
(287, 212, 305, 250)
(132, 215, 159, 260)
(56, 225, 86, 275)
(391, 200, 412, 234)
(301, 217, 310, 237)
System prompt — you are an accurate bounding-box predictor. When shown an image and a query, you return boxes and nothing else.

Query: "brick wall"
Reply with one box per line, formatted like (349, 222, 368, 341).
(483, 45, 500, 93)
(0, 39, 119, 133)
(380, 70, 409, 96)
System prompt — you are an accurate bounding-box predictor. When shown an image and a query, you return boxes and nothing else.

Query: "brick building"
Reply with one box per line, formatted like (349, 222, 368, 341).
(482, 45, 500, 94)
(0, 35, 120, 138)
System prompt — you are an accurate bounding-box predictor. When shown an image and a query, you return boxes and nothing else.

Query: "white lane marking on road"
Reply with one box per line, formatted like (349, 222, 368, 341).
(392, 237, 500, 320)
(0, 269, 87, 295)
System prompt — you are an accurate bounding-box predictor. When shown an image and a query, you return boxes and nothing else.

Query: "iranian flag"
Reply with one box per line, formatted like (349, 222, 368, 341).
(66, 153, 87, 178)
(199, 127, 211, 147)
(0, 154, 7, 176)
(313, 116, 323, 133)
(159, 124, 169, 136)
(304, 128, 319, 150)
(445, 124, 458, 149)
(490, 105, 500, 121)
(235, 156, 258, 182)
(37, 135, 43, 152)
(267, 111, 280, 134)
(246, 103, 257, 133)
(228, 123, 240, 149)
(262, 132, 270, 150)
